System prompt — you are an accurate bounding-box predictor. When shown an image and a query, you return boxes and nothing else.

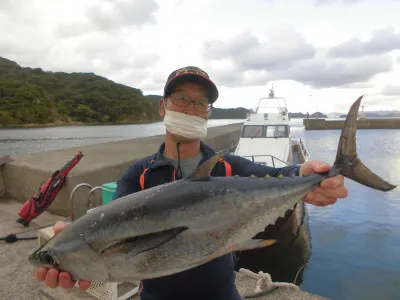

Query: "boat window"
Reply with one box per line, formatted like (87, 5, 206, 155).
(266, 125, 288, 138)
(242, 125, 263, 138)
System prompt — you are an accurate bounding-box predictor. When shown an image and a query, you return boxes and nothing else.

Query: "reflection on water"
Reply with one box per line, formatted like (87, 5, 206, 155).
(1, 119, 399, 299)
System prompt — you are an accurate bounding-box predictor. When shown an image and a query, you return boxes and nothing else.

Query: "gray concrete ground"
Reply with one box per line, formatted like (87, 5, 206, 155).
(0, 198, 64, 300)
(0, 197, 328, 300)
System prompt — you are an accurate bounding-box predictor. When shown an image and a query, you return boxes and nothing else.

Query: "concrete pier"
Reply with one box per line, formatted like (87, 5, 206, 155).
(0, 124, 243, 217)
(303, 118, 400, 130)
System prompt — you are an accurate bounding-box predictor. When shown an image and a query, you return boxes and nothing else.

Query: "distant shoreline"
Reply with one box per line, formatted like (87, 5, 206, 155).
(2, 116, 399, 130)
(0, 119, 162, 129)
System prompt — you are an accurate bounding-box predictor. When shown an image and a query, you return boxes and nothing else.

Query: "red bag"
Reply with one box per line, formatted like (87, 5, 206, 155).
(16, 151, 83, 227)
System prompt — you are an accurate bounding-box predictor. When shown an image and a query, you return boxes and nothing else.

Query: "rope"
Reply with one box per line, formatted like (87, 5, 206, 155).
(239, 268, 299, 299)
(293, 263, 308, 285)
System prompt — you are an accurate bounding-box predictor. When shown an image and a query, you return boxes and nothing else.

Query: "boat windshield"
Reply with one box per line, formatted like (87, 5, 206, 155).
(242, 125, 263, 138)
(241, 125, 289, 138)
(266, 125, 288, 138)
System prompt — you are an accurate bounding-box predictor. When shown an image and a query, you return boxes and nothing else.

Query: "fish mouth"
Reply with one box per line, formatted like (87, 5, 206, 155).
(28, 243, 45, 267)
(28, 253, 44, 268)
(28, 245, 59, 269)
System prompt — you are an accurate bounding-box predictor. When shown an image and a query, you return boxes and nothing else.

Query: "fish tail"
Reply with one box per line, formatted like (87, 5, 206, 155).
(332, 95, 396, 192)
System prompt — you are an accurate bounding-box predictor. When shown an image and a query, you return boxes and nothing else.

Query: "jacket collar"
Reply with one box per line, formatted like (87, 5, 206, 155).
(150, 141, 216, 169)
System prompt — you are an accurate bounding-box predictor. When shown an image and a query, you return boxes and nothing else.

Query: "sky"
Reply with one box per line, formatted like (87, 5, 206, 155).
(1, 0, 400, 114)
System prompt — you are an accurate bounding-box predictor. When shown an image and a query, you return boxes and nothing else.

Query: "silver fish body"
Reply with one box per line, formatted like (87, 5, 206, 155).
(30, 173, 318, 282)
(29, 96, 396, 282)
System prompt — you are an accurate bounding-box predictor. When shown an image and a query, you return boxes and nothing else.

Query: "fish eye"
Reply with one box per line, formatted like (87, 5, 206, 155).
(40, 252, 56, 265)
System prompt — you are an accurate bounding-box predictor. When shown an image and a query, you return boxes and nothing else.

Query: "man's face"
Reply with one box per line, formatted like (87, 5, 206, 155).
(159, 82, 210, 120)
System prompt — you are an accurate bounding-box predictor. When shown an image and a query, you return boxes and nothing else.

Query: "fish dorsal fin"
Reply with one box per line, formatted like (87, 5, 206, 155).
(186, 154, 223, 181)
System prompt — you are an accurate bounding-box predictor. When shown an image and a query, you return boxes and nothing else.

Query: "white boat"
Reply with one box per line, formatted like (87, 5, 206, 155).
(234, 86, 310, 167)
(233, 86, 312, 285)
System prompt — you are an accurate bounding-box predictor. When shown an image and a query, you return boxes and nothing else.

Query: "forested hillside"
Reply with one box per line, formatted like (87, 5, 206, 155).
(0, 57, 161, 127)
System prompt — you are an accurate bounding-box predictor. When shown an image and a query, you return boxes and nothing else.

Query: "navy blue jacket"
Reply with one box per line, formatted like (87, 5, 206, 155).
(113, 141, 300, 300)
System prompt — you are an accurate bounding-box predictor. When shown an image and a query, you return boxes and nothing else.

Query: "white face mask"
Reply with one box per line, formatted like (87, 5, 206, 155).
(163, 109, 208, 140)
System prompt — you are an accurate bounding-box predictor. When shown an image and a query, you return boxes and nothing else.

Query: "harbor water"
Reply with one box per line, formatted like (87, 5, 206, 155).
(1, 119, 399, 299)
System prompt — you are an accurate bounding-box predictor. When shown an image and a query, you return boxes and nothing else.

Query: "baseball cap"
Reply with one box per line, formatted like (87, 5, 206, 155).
(163, 66, 219, 104)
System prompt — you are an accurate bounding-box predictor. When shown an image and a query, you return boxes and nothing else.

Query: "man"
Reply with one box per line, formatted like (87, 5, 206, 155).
(35, 66, 348, 299)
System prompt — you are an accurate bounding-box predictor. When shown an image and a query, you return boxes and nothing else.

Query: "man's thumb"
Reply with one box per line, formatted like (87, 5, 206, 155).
(53, 221, 69, 234)
(315, 161, 330, 172)
(300, 161, 329, 176)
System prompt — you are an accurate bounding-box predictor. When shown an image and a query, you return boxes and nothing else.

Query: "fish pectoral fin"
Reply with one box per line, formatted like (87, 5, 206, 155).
(90, 227, 188, 257)
(186, 154, 223, 181)
(232, 239, 277, 252)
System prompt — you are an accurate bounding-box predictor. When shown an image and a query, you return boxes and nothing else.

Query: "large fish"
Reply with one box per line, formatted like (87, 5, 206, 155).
(29, 96, 396, 282)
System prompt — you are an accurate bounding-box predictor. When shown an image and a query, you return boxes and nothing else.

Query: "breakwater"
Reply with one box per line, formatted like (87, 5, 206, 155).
(0, 123, 243, 217)
(303, 118, 400, 130)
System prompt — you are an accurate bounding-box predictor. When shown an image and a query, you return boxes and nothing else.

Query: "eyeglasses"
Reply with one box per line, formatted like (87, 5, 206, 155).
(169, 93, 212, 112)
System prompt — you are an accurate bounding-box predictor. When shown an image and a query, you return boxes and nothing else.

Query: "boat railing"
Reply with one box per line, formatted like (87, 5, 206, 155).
(252, 96, 288, 113)
(242, 154, 289, 168)
(299, 139, 309, 158)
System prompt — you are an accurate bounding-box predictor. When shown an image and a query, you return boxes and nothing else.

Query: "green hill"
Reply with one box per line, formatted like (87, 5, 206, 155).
(0, 57, 162, 128)
(210, 107, 248, 119)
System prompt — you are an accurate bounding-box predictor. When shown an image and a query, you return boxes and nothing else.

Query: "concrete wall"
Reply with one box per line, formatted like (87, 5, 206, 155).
(1, 123, 243, 217)
(303, 118, 400, 130)
(0, 166, 5, 198)
(0, 156, 12, 198)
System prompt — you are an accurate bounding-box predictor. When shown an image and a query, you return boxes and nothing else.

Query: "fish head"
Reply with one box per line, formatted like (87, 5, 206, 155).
(29, 234, 110, 281)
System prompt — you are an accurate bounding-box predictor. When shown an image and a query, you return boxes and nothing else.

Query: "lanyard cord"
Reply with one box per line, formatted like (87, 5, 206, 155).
(0, 217, 70, 243)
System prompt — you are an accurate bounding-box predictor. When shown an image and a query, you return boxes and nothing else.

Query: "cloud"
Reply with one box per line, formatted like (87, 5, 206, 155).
(0, 0, 161, 80)
(56, 0, 159, 37)
(21, 30, 160, 77)
(140, 81, 165, 92)
(357, 95, 400, 111)
(0, 0, 38, 21)
(331, 95, 398, 113)
(328, 27, 400, 58)
(381, 84, 400, 96)
(137, 65, 271, 93)
(340, 82, 375, 89)
(202, 26, 394, 89)
(209, 63, 271, 88)
(0, 0, 11, 11)
(210, 65, 246, 88)
(281, 53, 393, 88)
(315, 0, 362, 5)
(135, 70, 171, 93)
(203, 25, 316, 72)
(0, 3, 57, 67)
(316, 0, 400, 4)
(172, 0, 185, 6)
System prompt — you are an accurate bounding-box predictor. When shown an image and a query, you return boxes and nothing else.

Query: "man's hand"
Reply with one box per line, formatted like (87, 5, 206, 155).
(35, 221, 91, 290)
(299, 160, 348, 207)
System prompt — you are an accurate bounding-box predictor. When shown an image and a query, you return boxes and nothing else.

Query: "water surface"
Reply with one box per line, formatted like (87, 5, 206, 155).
(0, 119, 243, 155)
(290, 119, 400, 300)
